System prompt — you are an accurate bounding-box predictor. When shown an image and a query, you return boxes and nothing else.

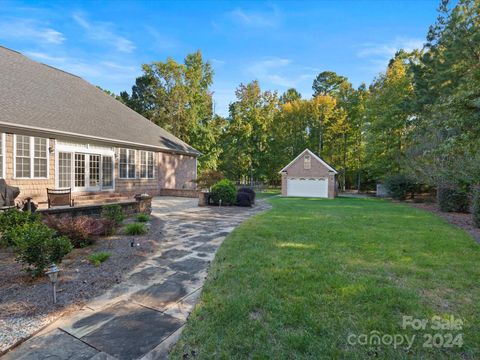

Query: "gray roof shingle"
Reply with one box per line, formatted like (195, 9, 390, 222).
(0, 46, 199, 155)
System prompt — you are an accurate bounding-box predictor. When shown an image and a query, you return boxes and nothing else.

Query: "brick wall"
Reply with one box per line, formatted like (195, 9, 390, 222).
(158, 152, 196, 190)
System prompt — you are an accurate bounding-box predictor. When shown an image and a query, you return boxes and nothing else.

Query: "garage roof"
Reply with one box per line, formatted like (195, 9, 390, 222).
(279, 149, 338, 174)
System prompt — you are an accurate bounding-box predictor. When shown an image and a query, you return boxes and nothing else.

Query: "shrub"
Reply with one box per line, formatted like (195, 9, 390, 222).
(437, 186, 469, 213)
(102, 204, 124, 225)
(236, 192, 252, 207)
(11, 222, 72, 277)
(238, 187, 256, 204)
(211, 179, 236, 205)
(136, 213, 150, 222)
(43, 215, 115, 248)
(195, 170, 224, 190)
(124, 222, 147, 235)
(472, 190, 480, 227)
(0, 209, 40, 247)
(88, 252, 111, 267)
(384, 174, 416, 200)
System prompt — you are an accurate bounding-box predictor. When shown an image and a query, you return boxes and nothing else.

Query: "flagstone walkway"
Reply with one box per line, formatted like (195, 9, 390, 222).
(2, 197, 270, 360)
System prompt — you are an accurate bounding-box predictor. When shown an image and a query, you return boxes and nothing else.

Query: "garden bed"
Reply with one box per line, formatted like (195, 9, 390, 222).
(0, 215, 161, 353)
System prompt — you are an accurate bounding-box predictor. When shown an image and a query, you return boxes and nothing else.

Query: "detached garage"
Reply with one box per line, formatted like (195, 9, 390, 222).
(279, 149, 337, 198)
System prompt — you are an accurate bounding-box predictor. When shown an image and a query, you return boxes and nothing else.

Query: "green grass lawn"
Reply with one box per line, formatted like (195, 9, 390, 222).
(255, 188, 281, 199)
(170, 197, 480, 359)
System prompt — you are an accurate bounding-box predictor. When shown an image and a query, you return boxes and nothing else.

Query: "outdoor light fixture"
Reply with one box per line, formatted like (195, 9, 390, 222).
(45, 264, 60, 304)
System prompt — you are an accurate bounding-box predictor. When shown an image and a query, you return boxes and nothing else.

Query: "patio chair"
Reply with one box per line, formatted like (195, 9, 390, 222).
(47, 188, 74, 208)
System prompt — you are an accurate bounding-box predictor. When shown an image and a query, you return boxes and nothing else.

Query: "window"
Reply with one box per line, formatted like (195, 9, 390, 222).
(75, 153, 85, 187)
(140, 151, 155, 179)
(102, 156, 114, 188)
(119, 148, 136, 179)
(34, 137, 48, 177)
(15, 135, 49, 178)
(89, 155, 100, 187)
(0, 134, 4, 179)
(304, 154, 311, 170)
(58, 152, 72, 188)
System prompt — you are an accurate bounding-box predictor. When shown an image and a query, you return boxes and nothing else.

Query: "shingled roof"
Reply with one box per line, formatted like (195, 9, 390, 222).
(0, 46, 199, 156)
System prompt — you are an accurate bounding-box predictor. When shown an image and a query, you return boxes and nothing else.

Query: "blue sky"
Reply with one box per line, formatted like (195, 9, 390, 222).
(0, 0, 439, 116)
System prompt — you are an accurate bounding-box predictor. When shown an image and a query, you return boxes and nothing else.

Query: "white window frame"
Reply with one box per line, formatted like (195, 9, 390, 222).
(0, 133, 5, 179)
(55, 140, 116, 191)
(13, 135, 49, 179)
(139, 150, 155, 179)
(119, 148, 136, 179)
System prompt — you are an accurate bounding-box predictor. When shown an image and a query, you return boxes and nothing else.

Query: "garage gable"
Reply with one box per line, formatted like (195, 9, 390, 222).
(279, 149, 337, 176)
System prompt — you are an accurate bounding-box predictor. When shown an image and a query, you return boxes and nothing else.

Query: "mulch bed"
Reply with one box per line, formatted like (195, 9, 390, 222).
(407, 201, 480, 243)
(0, 216, 163, 352)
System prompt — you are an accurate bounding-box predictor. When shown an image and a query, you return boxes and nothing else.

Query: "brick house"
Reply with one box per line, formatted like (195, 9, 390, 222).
(0, 46, 199, 205)
(279, 149, 337, 198)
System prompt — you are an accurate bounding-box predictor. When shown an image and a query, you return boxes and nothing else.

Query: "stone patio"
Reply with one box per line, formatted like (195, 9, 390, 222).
(2, 196, 270, 360)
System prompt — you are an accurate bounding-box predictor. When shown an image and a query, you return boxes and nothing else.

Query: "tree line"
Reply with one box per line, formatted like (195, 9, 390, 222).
(118, 0, 479, 191)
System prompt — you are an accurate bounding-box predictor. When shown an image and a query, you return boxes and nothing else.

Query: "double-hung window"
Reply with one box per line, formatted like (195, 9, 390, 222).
(140, 151, 155, 179)
(119, 148, 136, 179)
(15, 135, 49, 178)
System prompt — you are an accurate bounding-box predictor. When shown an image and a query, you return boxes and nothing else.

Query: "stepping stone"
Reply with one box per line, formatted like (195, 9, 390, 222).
(168, 257, 209, 274)
(159, 248, 192, 260)
(186, 235, 211, 243)
(129, 266, 168, 284)
(192, 244, 217, 253)
(130, 280, 188, 310)
(80, 303, 183, 360)
(2, 329, 98, 360)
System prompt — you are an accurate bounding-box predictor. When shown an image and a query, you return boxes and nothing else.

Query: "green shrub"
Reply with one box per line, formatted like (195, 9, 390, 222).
(0, 209, 40, 247)
(102, 204, 124, 225)
(384, 174, 416, 201)
(437, 186, 469, 213)
(136, 213, 150, 222)
(211, 179, 236, 205)
(88, 252, 111, 267)
(11, 222, 73, 277)
(473, 190, 480, 228)
(124, 222, 147, 235)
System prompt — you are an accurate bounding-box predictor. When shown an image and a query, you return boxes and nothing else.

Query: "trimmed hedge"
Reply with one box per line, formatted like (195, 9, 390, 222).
(437, 187, 469, 213)
(211, 179, 236, 205)
(238, 187, 256, 204)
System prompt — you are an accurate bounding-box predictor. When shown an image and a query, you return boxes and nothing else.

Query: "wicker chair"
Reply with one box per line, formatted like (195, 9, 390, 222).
(47, 188, 74, 208)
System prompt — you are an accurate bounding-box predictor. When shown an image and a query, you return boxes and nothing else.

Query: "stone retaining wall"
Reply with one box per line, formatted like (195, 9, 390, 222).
(38, 196, 152, 219)
(160, 188, 200, 198)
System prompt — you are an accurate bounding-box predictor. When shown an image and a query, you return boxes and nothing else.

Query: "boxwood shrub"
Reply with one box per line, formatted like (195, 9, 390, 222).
(11, 222, 73, 277)
(211, 179, 236, 205)
(437, 186, 469, 213)
(384, 174, 416, 200)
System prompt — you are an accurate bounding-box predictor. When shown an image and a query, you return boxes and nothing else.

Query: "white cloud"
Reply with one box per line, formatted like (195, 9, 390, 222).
(24, 50, 140, 92)
(72, 12, 135, 53)
(0, 19, 65, 44)
(246, 57, 316, 88)
(356, 37, 424, 60)
(228, 6, 281, 28)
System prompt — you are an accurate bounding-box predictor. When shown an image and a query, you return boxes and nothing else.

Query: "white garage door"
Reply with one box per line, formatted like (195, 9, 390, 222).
(287, 177, 328, 198)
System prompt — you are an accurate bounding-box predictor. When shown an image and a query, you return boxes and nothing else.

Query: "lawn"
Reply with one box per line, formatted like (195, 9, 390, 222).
(170, 197, 480, 359)
(255, 188, 281, 199)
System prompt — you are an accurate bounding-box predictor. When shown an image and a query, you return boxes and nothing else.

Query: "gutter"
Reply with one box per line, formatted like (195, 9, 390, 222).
(0, 121, 201, 157)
